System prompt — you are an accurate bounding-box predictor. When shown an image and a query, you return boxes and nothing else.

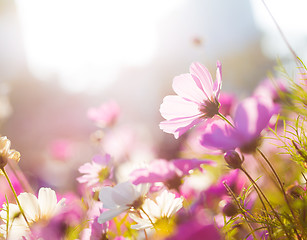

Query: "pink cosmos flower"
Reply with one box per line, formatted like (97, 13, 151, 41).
(253, 78, 287, 104)
(130, 158, 214, 191)
(182, 93, 236, 157)
(200, 97, 274, 153)
(160, 61, 222, 139)
(87, 100, 120, 128)
(77, 154, 113, 189)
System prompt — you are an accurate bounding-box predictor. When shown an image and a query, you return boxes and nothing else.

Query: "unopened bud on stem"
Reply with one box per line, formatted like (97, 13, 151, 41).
(224, 150, 242, 169)
(221, 200, 238, 217)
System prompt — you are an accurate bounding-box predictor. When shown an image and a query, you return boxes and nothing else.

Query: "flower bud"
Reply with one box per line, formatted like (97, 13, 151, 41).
(224, 150, 242, 169)
(286, 184, 304, 199)
(221, 200, 238, 217)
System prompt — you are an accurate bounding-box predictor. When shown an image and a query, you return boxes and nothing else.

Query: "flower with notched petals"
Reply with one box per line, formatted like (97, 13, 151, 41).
(160, 61, 222, 139)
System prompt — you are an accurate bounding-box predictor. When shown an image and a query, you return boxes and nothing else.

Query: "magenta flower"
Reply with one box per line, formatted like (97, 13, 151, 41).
(87, 100, 120, 128)
(200, 97, 274, 153)
(130, 158, 214, 191)
(159, 61, 222, 139)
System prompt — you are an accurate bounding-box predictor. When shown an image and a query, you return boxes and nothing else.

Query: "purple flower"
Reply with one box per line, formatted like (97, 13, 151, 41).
(160, 61, 222, 139)
(130, 158, 214, 191)
(200, 97, 274, 153)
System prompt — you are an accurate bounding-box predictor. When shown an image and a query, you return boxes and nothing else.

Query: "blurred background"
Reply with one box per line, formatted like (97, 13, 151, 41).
(0, 0, 306, 191)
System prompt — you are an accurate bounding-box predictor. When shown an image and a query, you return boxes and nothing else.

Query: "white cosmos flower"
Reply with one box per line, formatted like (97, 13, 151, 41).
(0, 187, 65, 240)
(98, 181, 149, 223)
(129, 190, 183, 230)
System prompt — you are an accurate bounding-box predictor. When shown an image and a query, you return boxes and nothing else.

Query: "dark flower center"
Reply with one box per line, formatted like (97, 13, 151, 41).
(129, 196, 145, 210)
(165, 175, 183, 192)
(199, 98, 220, 118)
(239, 137, 262, 153)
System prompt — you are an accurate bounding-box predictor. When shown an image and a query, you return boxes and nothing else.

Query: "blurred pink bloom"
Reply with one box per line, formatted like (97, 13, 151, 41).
(160, 61, 222, 139)
(87, 100, 120, 128)
(253, 78, 287, 104)
(102, 126, 136, 162)
(218, 92, 236, 116)
(200, 97, 274, 153)
(130, 158, 214, 191)
(49, 139, 72, 161)
(77, 154, 113, 189)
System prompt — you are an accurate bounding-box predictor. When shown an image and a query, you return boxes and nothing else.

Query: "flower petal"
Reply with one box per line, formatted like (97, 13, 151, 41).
(234, 97, 274, 140)
(160, 115, 203, 139)
(37, 188, 58, 219)
(213, 60, 222, 98)
(190, 62, 214, 99)
(172, 73, 207, 103)
(160, 95, 201, 120)
(172, 158, 215, 175)
(111, 182, 139, 206)
(18, 192, 40, 222)
(200, 119, 240, 151)
(98, 206, 128, 223)
(99, 187, 119, 209)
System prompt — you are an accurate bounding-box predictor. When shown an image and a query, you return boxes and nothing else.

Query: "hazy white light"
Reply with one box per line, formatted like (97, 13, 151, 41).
(250, 0, 307, 60)
(14, 0, 184, 92)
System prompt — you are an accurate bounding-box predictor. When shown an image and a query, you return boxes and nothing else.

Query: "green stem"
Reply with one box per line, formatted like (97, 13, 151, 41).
(223, 182, 258, 240)
(238, 168, 274, 239)
(240, 167, 292, 239)
(217, 112, 235, 128)
(257, 148, 303, 239)
(1, 168, 30, 228)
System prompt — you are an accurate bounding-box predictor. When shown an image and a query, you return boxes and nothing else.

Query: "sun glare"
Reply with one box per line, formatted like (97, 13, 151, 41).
(14, 0, 183, 92)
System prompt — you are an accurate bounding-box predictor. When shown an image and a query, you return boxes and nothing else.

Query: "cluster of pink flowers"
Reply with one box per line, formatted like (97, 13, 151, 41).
(1, 59, 307, 240)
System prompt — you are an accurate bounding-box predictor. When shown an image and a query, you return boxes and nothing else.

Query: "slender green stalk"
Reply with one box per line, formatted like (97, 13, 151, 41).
(1, 168, 30, 228)
(237, 169, 274, 239)
(5, 195, 9, 236)
(223, 182, 258, 240)
(257, 148, 304, 239)
(240, 167, 292, 239)
(217, 112, 235, 128)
